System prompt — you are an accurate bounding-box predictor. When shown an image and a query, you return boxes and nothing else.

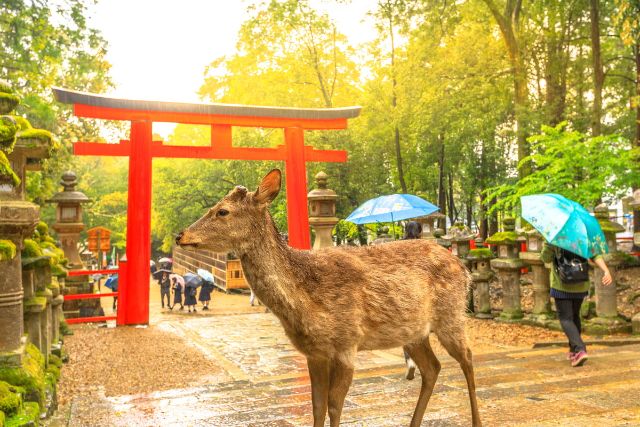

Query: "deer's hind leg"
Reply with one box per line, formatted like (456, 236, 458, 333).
(404, 337, 441, 427)
(436, 327, 482, 427)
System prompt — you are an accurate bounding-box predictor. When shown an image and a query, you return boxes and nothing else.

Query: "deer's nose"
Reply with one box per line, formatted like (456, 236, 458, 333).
(175, 231, 184, 245)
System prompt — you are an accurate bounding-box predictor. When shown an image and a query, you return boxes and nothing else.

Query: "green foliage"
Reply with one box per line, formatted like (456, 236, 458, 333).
(0, 344, 46, 411)
(0, 93, 19, 115)
(5, 401, 39, 427)
(468, 248, 494, 259)
(0, 381, 21, 417)
(485, 231, 518, 245)
(21, 239, 43, 259)
(0, 116, 18, 151)
(35, 222, 48, 238)
(0, 240, 17, 261)
(487, 123, 640, 214)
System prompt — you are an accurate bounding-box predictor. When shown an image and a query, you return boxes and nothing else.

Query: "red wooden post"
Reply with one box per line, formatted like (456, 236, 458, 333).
(124, 121, 153, 325)
(117, 259, 128, 325)
(284, 127, 311, 249)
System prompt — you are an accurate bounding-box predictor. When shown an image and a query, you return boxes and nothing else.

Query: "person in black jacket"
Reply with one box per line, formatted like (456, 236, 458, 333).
(199, 279, 214, 311)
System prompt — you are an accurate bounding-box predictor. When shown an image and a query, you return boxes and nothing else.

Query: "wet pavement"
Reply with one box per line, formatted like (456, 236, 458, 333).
(53, 311, 640, 427)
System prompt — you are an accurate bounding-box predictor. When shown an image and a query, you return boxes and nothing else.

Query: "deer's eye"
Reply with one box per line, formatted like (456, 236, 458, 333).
(217, 209, 229, 217)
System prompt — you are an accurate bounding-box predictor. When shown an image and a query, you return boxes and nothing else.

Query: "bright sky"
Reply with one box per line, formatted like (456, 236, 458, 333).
(87, 1, 376, 137)
(88, 0, 376, 102)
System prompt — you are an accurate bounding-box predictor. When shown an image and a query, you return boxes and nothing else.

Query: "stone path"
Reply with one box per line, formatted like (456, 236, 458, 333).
(58, 313, 640, 426)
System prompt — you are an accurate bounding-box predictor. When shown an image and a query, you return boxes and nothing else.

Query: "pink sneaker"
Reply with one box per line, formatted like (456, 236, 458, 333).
(571, 351, 588, 367)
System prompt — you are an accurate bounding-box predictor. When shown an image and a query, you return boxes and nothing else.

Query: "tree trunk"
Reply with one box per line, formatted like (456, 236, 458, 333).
(482, 0, 530, 177)
(448, 171, 456, 224)
(389, 13, 407, 193)
(466, 197, 473, 229)
(590, 0, 604, 136)
(437, 134, 447, 231)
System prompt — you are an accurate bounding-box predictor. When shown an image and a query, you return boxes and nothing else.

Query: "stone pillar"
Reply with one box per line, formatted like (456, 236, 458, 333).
(307, 172, 339, 250)
(519, 230, 553, 322)
(0, 201, 39, 366)
(488, 217, 524, 321)
(467, 239, 494, 319)
(444, 222, 474, 312)
(589, 204, 629, 333)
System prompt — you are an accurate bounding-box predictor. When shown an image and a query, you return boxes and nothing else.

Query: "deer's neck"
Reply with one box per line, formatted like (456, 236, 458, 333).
(237, 219, 308, 322)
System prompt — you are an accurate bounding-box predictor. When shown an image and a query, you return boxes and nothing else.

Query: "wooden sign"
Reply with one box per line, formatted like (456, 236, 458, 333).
(87, 226, 111, 253)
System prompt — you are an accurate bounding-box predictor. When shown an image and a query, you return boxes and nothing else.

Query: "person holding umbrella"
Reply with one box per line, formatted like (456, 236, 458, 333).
(522, 194, 613, 367)
(153, 268, 173, 309)
(197, 268, 215, 311)
(169, 273, 185, 311)
(183, 272, 202, 313)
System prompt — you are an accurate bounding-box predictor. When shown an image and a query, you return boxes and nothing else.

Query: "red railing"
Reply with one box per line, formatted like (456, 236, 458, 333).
(64, 268, 120, 324)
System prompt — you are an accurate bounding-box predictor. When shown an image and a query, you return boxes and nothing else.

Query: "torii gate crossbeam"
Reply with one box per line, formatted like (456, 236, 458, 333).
(53, 88, 360, 326)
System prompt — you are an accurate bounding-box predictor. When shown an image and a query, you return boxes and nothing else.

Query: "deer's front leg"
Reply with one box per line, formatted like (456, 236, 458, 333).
(328, 356, 355, 427)
(307, 357, 330, 427)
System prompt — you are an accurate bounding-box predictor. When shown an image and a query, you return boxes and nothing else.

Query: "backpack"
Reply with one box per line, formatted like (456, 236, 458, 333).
(553, 247, 589, 284)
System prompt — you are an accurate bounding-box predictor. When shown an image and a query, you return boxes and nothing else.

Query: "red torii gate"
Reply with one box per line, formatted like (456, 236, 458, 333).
(53, 88, 360, 325)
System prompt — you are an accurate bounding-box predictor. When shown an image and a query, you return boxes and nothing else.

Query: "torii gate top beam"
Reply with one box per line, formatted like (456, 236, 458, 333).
(53, 88, 361, 129)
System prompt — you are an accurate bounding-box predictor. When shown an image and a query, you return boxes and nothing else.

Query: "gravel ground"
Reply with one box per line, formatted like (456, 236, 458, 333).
(56, 324, 230, 406)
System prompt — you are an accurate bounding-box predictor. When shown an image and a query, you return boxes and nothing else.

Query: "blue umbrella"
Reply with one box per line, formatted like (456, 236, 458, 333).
(345, 194, 439, 225)
(521, 193, 608, 259)
(183, 272, 203, 289)
(197, 268, 214, 283)
(104, 274, 118, 291)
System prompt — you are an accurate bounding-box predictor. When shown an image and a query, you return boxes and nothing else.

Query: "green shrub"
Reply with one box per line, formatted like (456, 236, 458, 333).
(0, 381, 21, 417)
(5, 401, 39, 427)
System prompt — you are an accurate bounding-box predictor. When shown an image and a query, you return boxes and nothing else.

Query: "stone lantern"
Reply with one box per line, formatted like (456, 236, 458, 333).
(415, 212, 446, 240)
(443, 222, 475, 312)
(588, 204, 629, 332)
(307, 171, 339, 250)
(488, 217, 524, 321)
(519, 229, 553, 323)
(467, 238, 494, 319)
(46, 171, 90, 269)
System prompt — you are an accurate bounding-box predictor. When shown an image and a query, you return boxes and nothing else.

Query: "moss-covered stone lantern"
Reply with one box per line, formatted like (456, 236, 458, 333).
(467, 239, 494, 319)
(46, 172, 90, 269)
(519, 229, 553, 322)
(308, 172, 338, 250)
(588, 204, 629, 332)
(488, 217, 524, 321)
(415, 212, 446, 240)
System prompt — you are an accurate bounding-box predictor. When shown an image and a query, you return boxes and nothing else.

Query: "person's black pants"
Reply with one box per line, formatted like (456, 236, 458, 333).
(554, 298, 586, 353)
(161, 289, 170, 307)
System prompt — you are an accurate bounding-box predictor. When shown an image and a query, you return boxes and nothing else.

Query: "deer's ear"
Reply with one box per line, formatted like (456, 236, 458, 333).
(254, 169, 281, 204)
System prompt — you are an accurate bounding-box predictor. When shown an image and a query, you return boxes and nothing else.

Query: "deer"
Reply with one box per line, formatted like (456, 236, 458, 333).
(176, 169, 482, 427)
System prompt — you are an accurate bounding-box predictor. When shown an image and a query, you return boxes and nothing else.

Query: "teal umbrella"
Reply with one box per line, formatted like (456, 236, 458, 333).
(521, 193, 608, 259)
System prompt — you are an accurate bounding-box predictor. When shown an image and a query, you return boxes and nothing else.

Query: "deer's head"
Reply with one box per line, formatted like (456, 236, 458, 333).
(175, 169, 281, 253)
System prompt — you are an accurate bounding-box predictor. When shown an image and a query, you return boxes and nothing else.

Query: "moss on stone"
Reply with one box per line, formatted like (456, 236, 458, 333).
(16, 128, 52, 143)
(5, 401, 39, 427)
(45, 365, 60, 383)
(11, 116, 31, 132)
(0, 116, 18, 150)
(50, 263, 68, 278)
(0, 80, 13, 94)
(0, 409, 4, 426)
(0, 381, 21, 417)
(0, 94, 20, 115)
(468, 248, 494, 259)
(59, 320, 73, 337)
(0, 240, 17, 261)
(21, 239, 43, 258)
(0, 151, 20, 187)
(35, 222, 48, 237)
(596, 219, 625, 233)
(485, 231, 518, 245)
(0, 344, 46, 411)
(47, 355, 62, 370)
(24, 297, 47, 311)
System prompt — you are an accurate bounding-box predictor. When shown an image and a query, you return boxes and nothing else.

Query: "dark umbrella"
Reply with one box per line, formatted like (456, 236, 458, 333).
(152, 269, 172, 279)
(183, 272, 203, 289)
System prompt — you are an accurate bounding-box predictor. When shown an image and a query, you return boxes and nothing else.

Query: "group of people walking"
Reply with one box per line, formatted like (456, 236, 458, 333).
(152, 258, 216, 313)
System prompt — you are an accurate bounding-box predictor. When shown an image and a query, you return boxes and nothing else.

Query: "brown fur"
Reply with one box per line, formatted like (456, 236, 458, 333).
(177, 170, 482, 427)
